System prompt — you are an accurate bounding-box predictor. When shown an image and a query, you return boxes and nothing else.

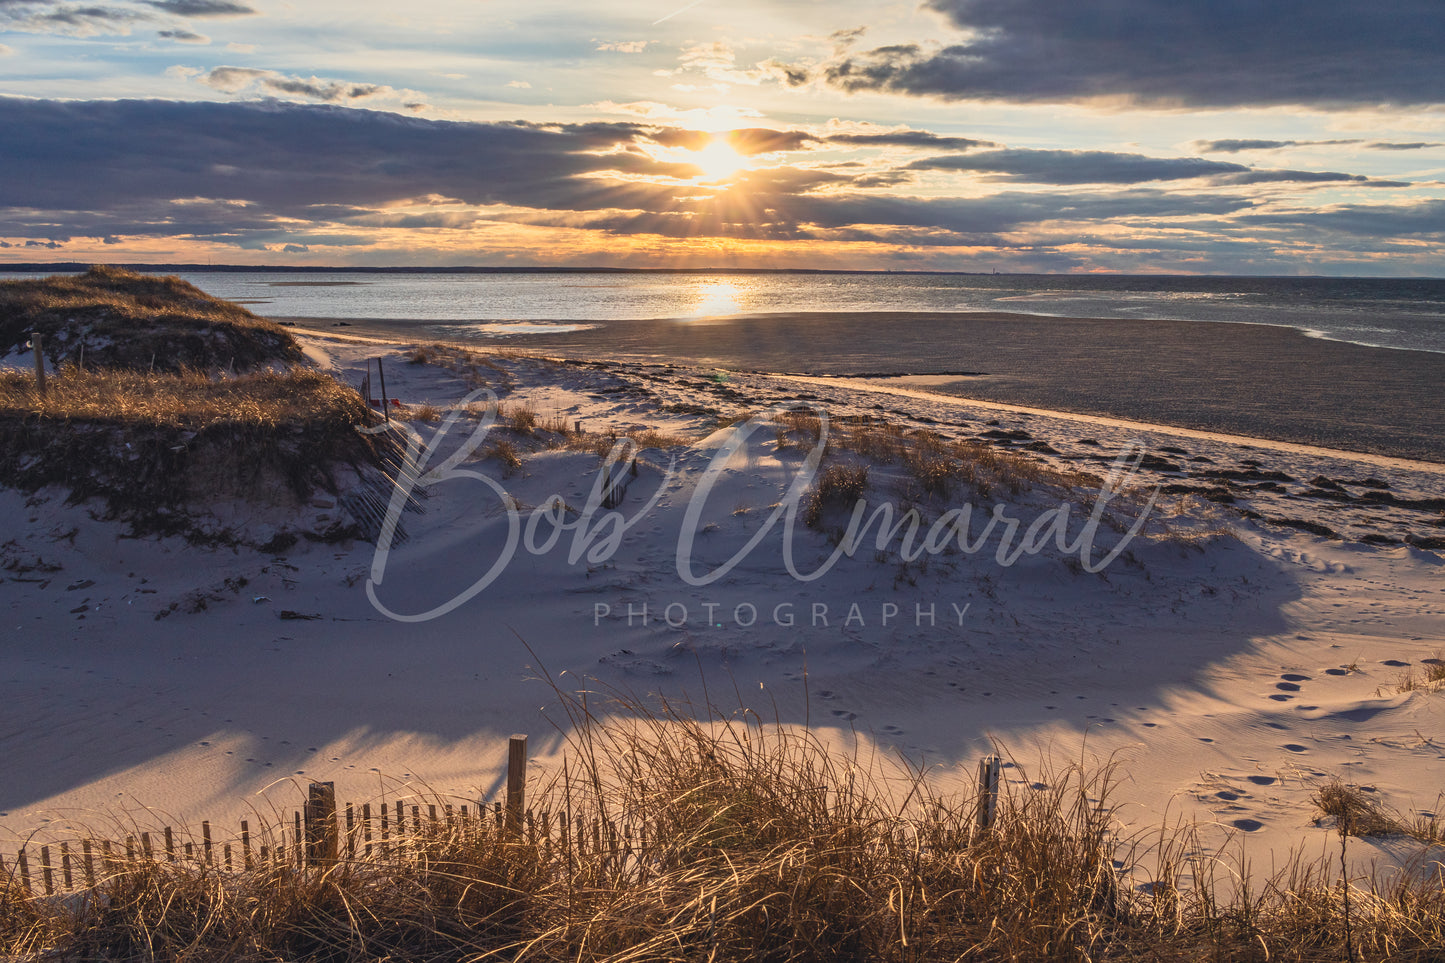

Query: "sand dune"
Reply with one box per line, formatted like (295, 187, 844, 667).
(2, 331, 1442, 886)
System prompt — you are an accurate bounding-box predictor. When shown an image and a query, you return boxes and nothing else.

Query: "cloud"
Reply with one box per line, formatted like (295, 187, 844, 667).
(1241, 199, 1445, 237)
(0, 98, 728, 226)
(0, 97, 1427, 270)
(0, 43, 11, 54)
(594, 39, 647, 53)
(724, 127, 814, 155)
(1193, 139, 1362, 153)
(1367, 141, 1443, 150)
(822, 130, 997, 151)
(813, 0, 1445, 108)
(505, 80, 531, 89)
(0, 2, 150, 37)
(1195, 138, 1442, 154)
(140, 0, 256, 15)
(905, 148, 1388, 187)
(197, 65, 410, 104)
(157, 27, 208, 42)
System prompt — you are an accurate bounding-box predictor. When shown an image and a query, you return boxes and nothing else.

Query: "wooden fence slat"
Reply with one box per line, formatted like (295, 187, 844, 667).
(16, 848, 31, 896)
(165, 826, 175, 862)
(60, 842, 72, 890)
(507, 734, 527, 836)
(242, 820, 252, 870)
(31, 331, 46, 396)
(976, 754, 1001, 834)
(40, 845, 53, 896)
(83, 840, 95, 887)
(305, 782, 339, 866)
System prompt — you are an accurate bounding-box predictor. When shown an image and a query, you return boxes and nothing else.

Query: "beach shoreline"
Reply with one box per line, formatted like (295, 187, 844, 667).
(283, 310, 1445, 463)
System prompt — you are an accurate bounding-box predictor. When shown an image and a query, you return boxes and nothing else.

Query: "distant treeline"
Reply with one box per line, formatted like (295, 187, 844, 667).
(0, 262, 991, 276)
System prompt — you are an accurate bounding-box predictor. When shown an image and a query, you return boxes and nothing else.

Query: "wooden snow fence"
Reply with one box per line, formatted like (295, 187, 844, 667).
(1, 740, 1007, 899)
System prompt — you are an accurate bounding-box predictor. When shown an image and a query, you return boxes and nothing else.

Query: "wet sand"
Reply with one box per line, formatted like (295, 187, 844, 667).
(290, 311, 1445, 462)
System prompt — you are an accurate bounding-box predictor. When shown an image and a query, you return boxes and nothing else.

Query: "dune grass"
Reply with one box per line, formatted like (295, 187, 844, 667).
(0, 265, 304, 372)
(0, 367, 383, 535)
(3, 684, 1443, 962)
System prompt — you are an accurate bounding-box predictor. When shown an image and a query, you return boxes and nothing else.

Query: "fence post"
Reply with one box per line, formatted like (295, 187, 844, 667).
(15, 848, 31, 896)
(975, 754, 1001, 834)
(305, 782, 339, 866)
(507, 734, 528, 837)
(31, 331, 46, 397)
(377, 358, 390, 424)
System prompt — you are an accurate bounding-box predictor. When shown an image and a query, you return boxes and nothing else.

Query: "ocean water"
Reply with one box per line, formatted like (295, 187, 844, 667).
(146, 271, 1445, 357)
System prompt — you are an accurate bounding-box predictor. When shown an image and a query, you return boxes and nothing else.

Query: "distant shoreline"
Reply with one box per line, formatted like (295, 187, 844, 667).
(1, 262, 1441, 282)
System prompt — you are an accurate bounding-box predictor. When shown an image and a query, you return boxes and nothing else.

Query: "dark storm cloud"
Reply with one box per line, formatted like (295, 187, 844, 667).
(140, 0, 255, 15)
(815, 0, 1445, 107)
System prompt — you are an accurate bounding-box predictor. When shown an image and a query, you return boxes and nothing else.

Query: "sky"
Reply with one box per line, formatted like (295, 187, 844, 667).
(1, 0, 1443, 274)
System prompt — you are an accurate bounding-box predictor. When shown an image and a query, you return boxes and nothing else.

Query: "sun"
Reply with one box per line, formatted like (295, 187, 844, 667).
(690, 136, 748, 181)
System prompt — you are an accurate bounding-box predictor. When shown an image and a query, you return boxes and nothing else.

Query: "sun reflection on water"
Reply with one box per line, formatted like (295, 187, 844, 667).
(683, 281, 746, 318)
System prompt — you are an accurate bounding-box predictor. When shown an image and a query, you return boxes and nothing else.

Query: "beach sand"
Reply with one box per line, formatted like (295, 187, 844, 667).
(2, 329, 1443, 891)
(304, 311, 1445, 462)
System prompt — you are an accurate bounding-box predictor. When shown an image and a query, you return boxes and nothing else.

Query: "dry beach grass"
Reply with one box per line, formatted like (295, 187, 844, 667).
(2, 688, 1443, 962)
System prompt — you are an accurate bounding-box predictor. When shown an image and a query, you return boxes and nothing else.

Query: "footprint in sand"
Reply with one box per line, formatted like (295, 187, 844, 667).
(830, 709, 857, 721)
(1232, 818, 1264, 832)
(1381, 659, 1410, 667)
(1247, 775, 1277, 786)
(1281, 674, 1311, 683)
(1282, 744, 1308, 753)
(1325, 668, 1350, 676)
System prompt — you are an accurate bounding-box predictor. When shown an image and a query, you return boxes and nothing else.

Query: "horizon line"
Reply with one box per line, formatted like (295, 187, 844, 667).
(1, 262, 1441, 282)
